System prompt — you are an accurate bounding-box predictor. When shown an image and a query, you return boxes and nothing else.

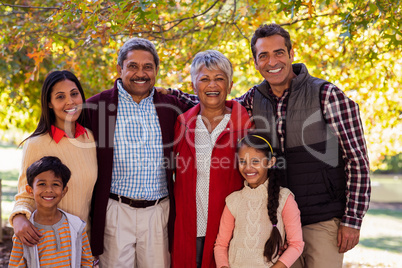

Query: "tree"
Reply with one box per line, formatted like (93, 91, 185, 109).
(0, 0, 401, 169)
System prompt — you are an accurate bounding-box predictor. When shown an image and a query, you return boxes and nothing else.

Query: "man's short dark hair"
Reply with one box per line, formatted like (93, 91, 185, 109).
(26, 156, 71, 188)
(251, 23, 292, 60)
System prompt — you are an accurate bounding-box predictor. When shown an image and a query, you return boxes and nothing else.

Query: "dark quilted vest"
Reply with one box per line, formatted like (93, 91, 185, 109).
(253, 63, 346, 226)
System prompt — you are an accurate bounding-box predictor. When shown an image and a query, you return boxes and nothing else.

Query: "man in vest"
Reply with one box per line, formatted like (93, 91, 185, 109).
(166, 23, 371, 268)
(239, 23, 371, 268)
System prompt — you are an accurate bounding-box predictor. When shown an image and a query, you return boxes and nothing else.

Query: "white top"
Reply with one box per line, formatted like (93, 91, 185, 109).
(195, 113, 230, 237)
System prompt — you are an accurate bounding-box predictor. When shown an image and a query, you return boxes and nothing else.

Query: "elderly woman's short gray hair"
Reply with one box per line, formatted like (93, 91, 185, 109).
(117, 37, 160, 70)
(190, 50, 233, 85)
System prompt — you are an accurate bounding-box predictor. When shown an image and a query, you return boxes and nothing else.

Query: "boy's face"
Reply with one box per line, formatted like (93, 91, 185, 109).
(26, 170, 68, 210)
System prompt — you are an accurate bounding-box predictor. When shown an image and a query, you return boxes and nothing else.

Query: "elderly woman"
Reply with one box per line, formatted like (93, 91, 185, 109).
(172, 50, 252, 268)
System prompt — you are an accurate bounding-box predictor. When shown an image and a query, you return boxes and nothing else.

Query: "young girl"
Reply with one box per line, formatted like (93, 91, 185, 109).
(9, 70, 97, 249)
(214, 134, 304, 268)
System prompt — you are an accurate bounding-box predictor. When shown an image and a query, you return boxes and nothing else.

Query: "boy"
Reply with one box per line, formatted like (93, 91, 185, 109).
(8, 156, 93, 267)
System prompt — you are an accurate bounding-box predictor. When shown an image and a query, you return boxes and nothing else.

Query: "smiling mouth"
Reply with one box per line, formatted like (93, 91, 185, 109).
(65, 107, 78, 114)
(132, 79, 150, 84)
(246, 172, 257, 176)
(205, 92, 220, 96)
(42, 196, 55, 201)
(268, 68, 282, 73)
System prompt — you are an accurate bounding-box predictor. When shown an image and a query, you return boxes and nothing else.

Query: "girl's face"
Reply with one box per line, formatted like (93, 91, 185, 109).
(48, 79, 83, 130)
(238, 144, 276, 188)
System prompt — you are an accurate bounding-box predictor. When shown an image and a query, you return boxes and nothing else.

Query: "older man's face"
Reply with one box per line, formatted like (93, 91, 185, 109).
(117, 49, 158, 103)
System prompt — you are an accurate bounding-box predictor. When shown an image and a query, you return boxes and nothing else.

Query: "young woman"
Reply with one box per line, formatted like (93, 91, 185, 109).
(9, 70, 97, 247)
(214, 133, 304, 268)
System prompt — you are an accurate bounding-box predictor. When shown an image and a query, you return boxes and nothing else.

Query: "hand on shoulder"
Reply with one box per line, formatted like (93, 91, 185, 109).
(155, 87, 170, 95)
(12, 214, 42, 246)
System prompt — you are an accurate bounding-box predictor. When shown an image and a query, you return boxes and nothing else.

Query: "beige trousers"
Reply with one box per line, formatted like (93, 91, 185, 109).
(99, 197, 170, 268)
(291, 218, 344, 268)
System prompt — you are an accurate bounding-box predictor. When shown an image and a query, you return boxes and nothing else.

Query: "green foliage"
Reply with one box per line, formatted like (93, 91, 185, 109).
(0, 0, 401, 170)
(374, 153, 402, 174)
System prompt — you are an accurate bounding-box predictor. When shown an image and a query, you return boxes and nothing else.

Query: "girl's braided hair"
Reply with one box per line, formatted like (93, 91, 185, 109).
(238, 133, 283, 262)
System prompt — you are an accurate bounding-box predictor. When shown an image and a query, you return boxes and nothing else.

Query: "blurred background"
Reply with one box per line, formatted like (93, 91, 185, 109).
(0, 0, 401, 266)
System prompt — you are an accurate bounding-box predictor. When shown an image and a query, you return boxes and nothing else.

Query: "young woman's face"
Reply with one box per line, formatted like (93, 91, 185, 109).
(238, 144, 276, 188)
(48, 79, 83, 130)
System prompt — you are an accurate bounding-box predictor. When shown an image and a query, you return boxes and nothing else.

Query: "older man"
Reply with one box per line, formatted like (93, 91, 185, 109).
(168, 23, 371, 268)
(86, 38, 189, 267)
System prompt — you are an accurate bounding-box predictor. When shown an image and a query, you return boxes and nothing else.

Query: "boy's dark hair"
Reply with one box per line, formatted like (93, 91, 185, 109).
(238, 132, 284, 262)
(26, 156, 71, 188)
(251, 23, 292, 60)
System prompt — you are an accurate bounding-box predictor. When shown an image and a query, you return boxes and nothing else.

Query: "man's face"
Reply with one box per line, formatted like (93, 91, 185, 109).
(254, 35, 294, 94)
(117, 50, 159, 103)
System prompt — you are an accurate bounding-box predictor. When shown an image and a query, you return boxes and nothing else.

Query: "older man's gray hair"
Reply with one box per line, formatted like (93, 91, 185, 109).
(117, 37, 160, 70)
(190, 50, 233, 85)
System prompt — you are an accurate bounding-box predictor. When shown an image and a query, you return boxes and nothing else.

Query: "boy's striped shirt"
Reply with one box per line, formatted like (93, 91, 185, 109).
(9, 214, 92, 267)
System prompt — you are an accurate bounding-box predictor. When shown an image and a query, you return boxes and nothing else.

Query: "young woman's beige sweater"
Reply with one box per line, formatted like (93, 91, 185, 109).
(9, 131, 97, 232)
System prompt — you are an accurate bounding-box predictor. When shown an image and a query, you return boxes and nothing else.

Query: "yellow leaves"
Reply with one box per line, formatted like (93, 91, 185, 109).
(27, 49, 47, 67)
(25, 40, 53, 83)
(301, 1, 315, 16)
(91, 24, 111, 45)
(124, 1, 139, 12)
(64, 57, 78, 70)
(0, 0, 401, 169)
(24, 66, 37, 83)
(198, 20, 206, 31)
(78, 2, 97, 19)
(238, 6, 248, 16)
(4, 54, 13, 63)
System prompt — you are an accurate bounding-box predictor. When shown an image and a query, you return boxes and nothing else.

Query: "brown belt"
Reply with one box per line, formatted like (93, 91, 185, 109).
(109, 193, 167, 208)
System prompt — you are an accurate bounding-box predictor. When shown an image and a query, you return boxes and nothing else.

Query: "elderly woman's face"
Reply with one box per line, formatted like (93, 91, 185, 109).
(193, 66, 232, 110)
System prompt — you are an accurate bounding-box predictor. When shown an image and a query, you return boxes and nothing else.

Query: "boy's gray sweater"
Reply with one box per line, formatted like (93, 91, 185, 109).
(22, 209, 86, 268)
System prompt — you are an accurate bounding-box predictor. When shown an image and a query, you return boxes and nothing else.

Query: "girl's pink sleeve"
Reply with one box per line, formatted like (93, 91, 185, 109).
(278, 195, 305, 268)
(214, 205, 235, 268)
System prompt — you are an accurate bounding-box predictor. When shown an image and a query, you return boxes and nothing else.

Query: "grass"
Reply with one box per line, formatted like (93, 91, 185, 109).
(1, 170, 18, 202)
(367, 208, 402, 220)
(359, 236, 402, 253)
(362, 208, 402, 253)
(1, 170, 19, 224)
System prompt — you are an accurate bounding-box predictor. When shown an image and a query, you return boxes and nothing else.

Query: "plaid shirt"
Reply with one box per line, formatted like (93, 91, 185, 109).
(171, 83, 370, 229)
(111, 81, 167, 200)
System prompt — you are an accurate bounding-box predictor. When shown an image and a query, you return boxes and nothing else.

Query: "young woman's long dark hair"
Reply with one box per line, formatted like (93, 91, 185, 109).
(238, 133, 283, 262)
(20, 70, 86, 146)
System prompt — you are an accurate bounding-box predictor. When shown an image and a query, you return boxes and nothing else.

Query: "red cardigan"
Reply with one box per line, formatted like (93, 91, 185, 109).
(172, 100, 252, 268)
